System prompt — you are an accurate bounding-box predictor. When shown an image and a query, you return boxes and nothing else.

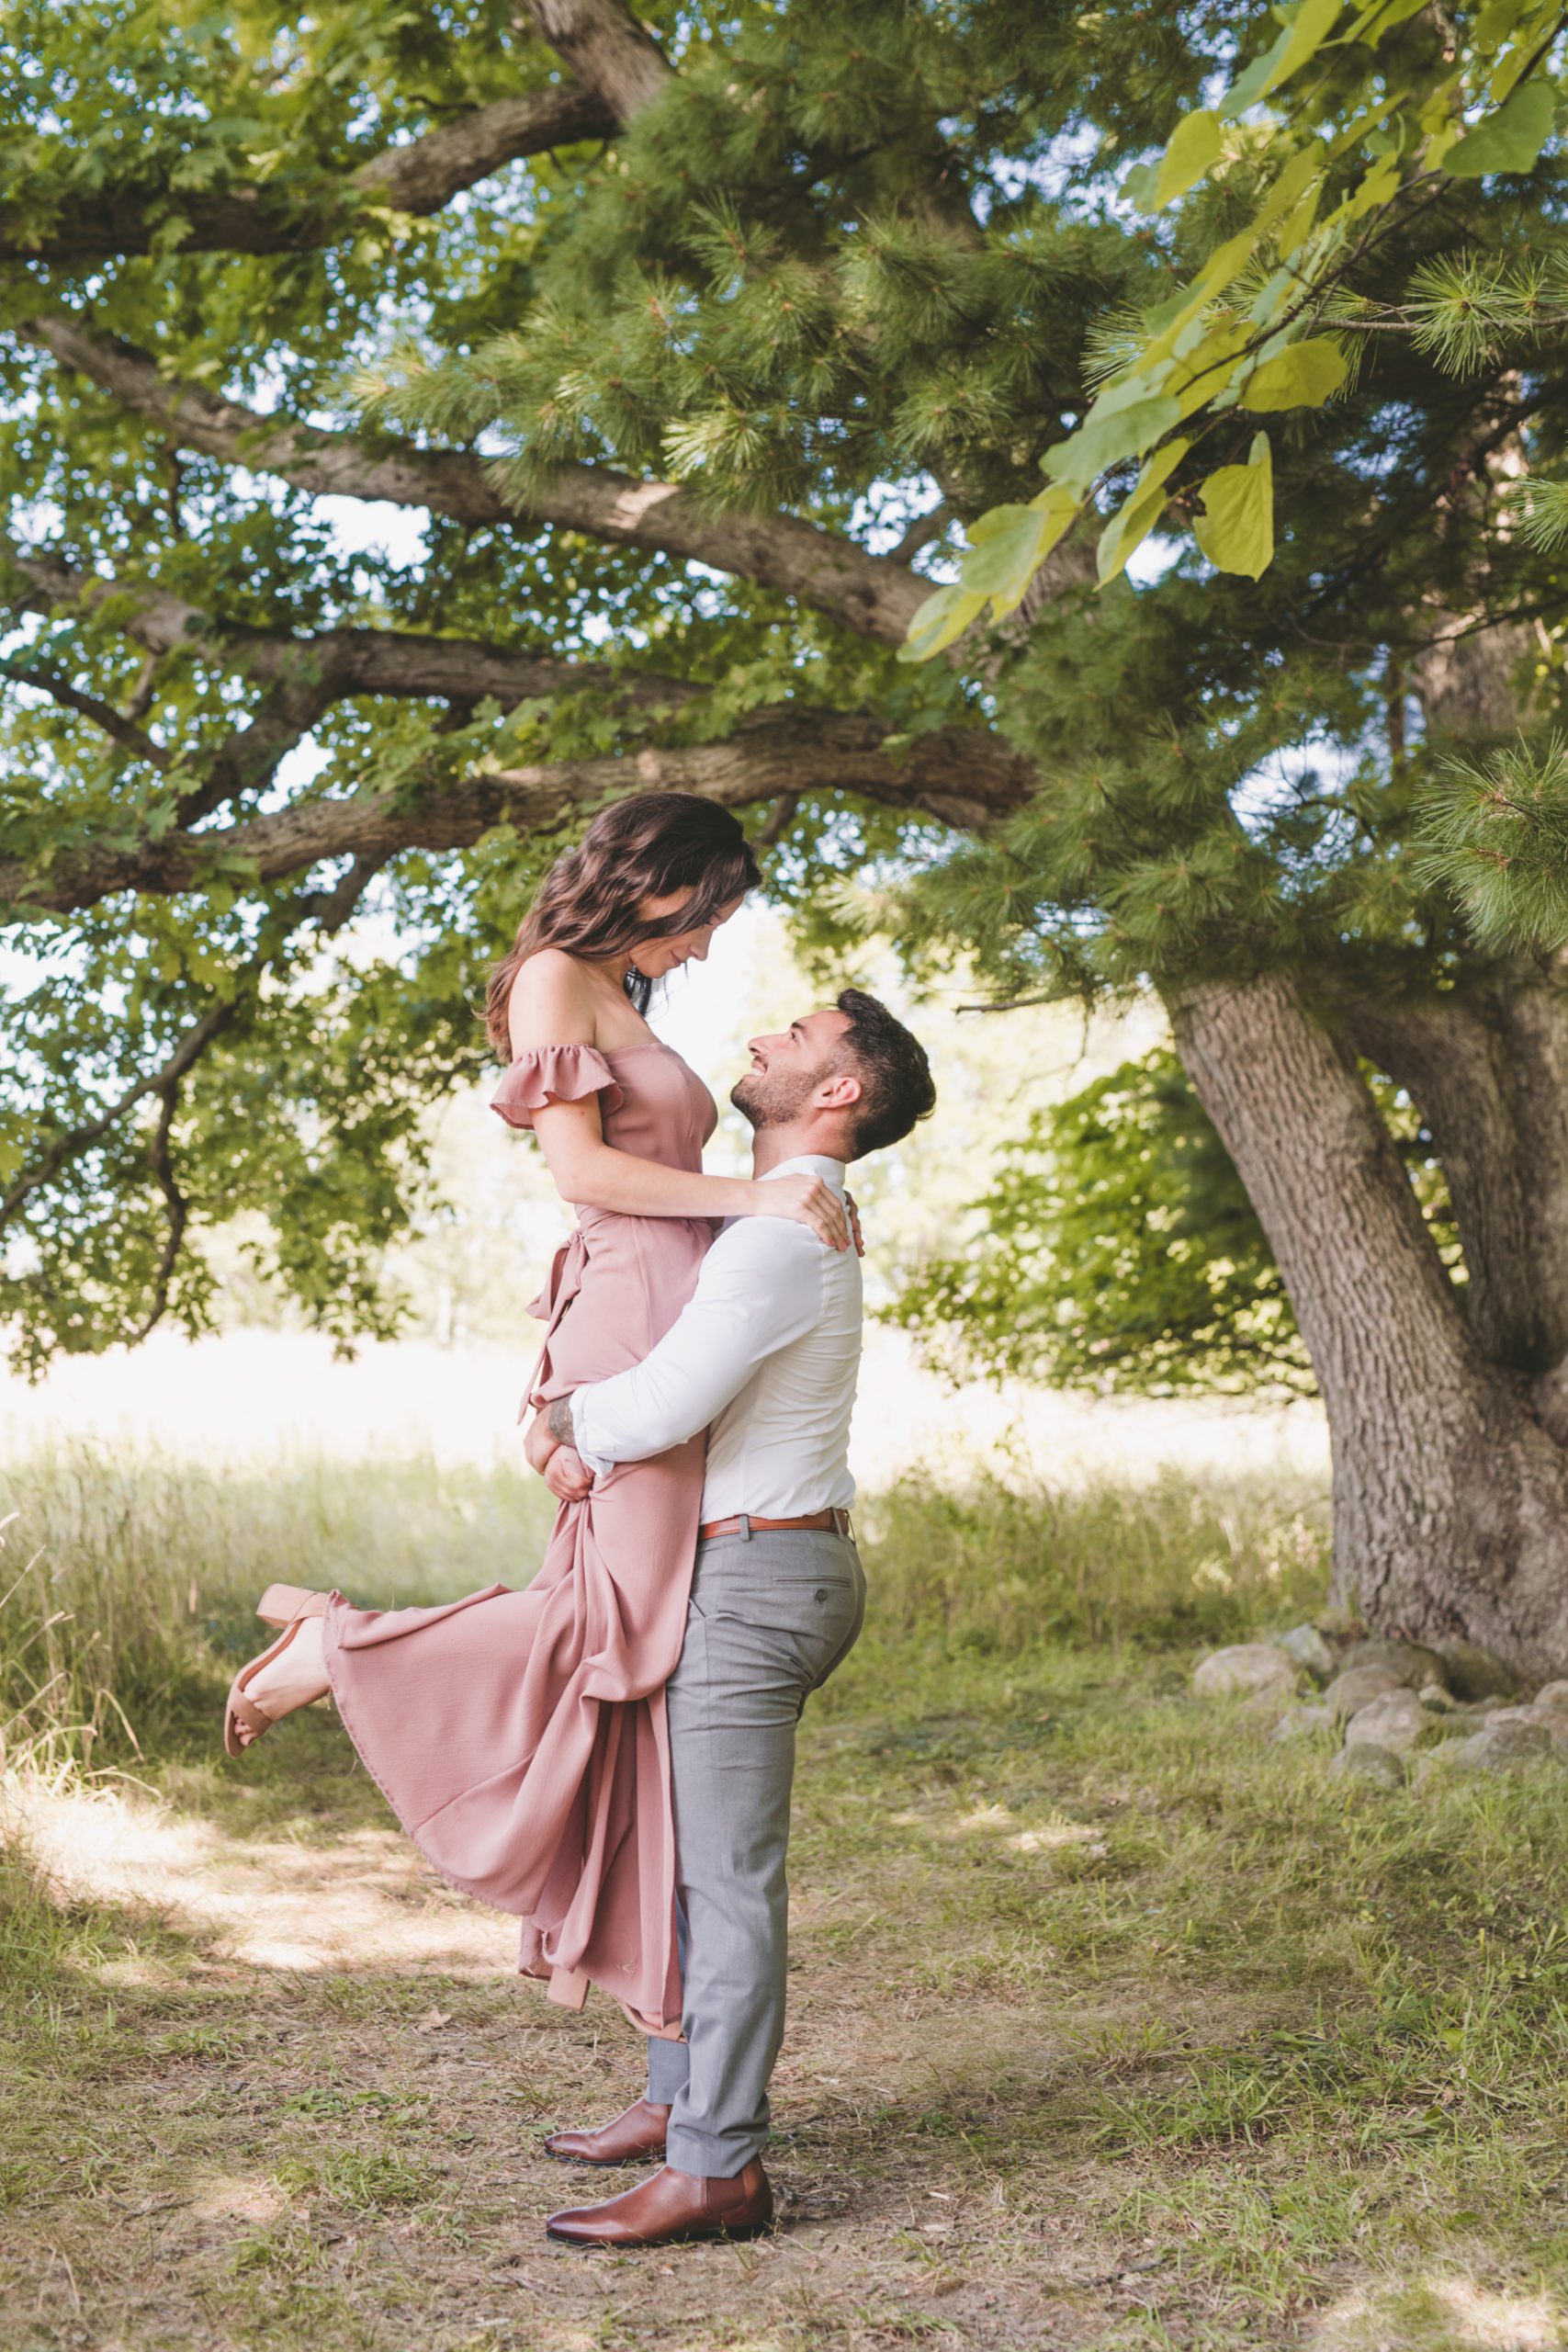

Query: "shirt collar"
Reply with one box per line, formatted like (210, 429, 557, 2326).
(758, 1152, 847, 1188)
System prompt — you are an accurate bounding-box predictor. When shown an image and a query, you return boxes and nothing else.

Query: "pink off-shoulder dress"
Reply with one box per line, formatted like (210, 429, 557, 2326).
(322, 1040, 716, 2037)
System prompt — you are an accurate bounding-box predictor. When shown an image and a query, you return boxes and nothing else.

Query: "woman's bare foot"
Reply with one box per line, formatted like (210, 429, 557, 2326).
(233, 1616, 331, 1747)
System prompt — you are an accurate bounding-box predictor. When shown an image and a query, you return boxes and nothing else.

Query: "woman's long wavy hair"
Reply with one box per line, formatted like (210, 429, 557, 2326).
(486, 793, 761, 1056)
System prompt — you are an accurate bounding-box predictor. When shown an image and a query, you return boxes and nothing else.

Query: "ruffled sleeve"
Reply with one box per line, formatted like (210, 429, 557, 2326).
(491, 1044, 625, 1132)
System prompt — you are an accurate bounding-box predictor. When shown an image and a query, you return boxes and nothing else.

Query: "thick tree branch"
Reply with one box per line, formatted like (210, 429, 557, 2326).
(2, 545, 702, 829)
(513, 1, 673, 121)
(0, 710, 1034, 916)
(20, 316, 930, 647)
(3, 546, 697, 714)
(0, 86, 615, 264)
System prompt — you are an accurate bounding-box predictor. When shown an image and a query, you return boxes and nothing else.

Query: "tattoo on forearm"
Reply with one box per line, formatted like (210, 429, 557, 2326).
(547, 1396, 576, 1447)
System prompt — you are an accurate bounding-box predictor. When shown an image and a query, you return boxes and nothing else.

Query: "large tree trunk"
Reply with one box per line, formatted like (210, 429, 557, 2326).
(1168, 967, 1568, 1679)
(1346, 964, 1568, 1374)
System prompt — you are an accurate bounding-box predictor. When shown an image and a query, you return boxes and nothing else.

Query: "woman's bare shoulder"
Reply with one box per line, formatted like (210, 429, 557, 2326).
(507, 948, 597, 1053)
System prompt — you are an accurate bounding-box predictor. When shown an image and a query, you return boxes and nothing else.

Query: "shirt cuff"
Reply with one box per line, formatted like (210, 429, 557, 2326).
(570, 1388, 615, 1478)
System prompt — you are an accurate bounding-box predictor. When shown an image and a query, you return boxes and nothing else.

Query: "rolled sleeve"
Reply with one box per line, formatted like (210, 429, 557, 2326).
(570, 1389, 616, 1478)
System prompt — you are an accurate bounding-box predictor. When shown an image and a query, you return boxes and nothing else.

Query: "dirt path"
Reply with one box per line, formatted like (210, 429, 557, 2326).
(7, 1674, 1564, 2352)
(2, 1714, 1137, 2352)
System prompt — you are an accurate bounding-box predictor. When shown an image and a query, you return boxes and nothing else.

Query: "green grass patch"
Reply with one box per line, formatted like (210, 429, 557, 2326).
(1, 1442, 1565, 2349)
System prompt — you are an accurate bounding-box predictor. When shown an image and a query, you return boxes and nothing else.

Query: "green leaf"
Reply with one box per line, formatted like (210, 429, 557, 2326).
(1193, 433, 1275, 577)
(1153, 109, 1224, 208)
(1326, 148, 1402, 230)
(1345, 0, 1432, 40)
(1145, 141, 1327, 369)
(1223, 24, 1293, 116)
(1490, 33, 1543, 104)
(1224, 0, 1341, 116)
(1042, 384, 1184, 493)
(897, 583, 988, 663)
(1238, 337, 1348, 410)
(1097, 438, 1191, 585)
(960, 487, 1080, 616)
(1474, 0, 1532, 49)
(1446, 77, 1555, 176)
(1263, 0, 1344, 93)
(1121, 159, 1160, 209)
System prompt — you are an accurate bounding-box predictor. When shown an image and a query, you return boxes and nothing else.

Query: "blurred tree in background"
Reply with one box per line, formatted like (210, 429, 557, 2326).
(3, 0, 1567, 1663)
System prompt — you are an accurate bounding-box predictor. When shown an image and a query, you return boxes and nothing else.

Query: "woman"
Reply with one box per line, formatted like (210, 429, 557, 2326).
(220, 793, 850, 2036)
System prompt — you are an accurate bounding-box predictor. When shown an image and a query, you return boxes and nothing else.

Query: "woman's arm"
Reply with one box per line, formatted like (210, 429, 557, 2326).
(507, 951, 850, 1249)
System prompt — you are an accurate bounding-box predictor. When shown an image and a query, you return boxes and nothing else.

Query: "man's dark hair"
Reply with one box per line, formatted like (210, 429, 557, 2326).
(834, 989, 936, 1158)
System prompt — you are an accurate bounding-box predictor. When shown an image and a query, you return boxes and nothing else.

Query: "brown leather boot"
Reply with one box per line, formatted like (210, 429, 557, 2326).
(545, 2158, 773, 2247)
(543, 2098, 671, 2167)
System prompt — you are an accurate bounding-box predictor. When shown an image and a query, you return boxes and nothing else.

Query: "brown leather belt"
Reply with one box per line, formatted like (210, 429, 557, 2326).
(698, 1508, 852, 1542)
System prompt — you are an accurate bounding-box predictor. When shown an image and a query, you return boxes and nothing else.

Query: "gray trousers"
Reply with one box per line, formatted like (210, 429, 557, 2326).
(644, 1525, 865, 2177)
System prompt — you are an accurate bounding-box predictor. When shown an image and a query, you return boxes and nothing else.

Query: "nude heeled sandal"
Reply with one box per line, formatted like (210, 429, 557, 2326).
(222, 1588, 329, 1758)
(255, 1582, 328, 1630)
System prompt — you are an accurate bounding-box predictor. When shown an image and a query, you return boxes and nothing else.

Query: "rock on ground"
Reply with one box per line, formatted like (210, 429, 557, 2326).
(1331, 1744, 1407, 1790)
(1413, 1718, 1556, 1784)
(1192, 1645, 1296, 1700)
(1433, 1640, 1515, 1702)
(1343, 1689, 1428, 1754)
(1273, 1624, 1336, 1682)
(1272, 1702, 1334, 1743)
(1324, 1665, 1403, 1721)
(1338, 1637, 1449, 1690)
(1478, 1704, 1568, 1748)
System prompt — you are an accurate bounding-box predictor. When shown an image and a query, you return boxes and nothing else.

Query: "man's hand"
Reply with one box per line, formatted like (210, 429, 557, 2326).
(543, 1444, 593, 1504)
(525, 1396, 594, 1504)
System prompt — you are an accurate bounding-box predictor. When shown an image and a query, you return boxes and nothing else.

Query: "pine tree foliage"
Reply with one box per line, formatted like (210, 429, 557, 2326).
(1416, 740, 1568, 953)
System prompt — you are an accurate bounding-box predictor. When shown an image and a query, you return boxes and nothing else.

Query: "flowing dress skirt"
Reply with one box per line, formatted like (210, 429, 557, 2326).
(322, 1197, 709, 2037)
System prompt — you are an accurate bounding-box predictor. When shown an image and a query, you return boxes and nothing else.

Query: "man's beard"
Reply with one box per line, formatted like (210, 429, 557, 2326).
(730, 1059, 828, 1130)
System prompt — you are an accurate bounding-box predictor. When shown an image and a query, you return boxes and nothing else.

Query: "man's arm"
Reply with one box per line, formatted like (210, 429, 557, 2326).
(568, 1217, 826, 1472)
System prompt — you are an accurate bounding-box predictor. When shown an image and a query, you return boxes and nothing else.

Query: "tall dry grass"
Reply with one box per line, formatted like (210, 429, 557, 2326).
(0, 1442, 1331, 1782)
(857, 1464, 1330, 1656)
(0, 1442, 558, 1775)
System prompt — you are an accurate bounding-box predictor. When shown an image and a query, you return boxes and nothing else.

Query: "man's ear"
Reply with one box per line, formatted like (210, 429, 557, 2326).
(815, 1069, 862, 1111)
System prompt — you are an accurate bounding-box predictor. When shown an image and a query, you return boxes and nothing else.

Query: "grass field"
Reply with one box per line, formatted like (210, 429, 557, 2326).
(3, 1442, 1567, 2351)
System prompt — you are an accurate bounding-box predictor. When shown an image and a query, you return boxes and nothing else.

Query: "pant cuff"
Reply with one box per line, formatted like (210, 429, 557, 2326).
(665, 2127, 765, 2179)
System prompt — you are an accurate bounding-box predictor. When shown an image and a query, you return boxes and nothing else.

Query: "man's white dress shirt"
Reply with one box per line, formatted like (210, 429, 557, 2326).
(570, 1154, 861, 1519)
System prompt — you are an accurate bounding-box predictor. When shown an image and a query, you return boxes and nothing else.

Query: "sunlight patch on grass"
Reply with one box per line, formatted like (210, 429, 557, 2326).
(188, 2172, 288, 2225)
(9, 1771, 517, 1975)
(1310, 2274, 1568, 2351)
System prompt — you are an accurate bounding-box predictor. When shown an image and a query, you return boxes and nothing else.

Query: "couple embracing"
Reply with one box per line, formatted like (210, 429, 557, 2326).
(221, 792, 934, 2250)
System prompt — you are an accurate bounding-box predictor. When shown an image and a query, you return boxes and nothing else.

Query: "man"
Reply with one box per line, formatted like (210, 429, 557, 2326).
(523, 988, 934, 2250)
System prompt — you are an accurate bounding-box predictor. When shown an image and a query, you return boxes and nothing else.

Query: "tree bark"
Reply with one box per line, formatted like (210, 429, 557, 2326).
(1345, 967, 1568, 1374)
(5, 545, 698, 712)
(1170, 967, 1568, 1678)
(514, 0, 674, 120)
(0, 88, 615, 262)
